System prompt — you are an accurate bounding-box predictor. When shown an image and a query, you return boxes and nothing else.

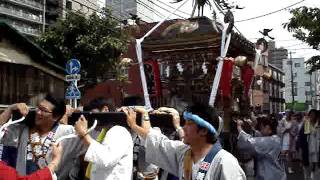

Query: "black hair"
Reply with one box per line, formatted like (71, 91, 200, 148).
(122, 96, 144, 106)
(44, 94, 66, 121)
(186, 103, 219, 144)
(83, 97, 110, 112)
(258, 116, 277, 135)
(308, 109, 317, 116)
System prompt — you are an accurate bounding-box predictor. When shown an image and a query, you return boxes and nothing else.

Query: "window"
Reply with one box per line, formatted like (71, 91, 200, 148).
(294, 63, 301, 67)
(293, 88, 298, 96)
(66, 1, 72, 10)
(287, 61, 292, 65)
(293, 82, 298, 87)
(306, 91, 312, 95)
(305, 82, 311, 86)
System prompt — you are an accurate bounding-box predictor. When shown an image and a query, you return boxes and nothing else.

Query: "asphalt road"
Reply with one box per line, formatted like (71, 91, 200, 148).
(287, 162, 304, 180)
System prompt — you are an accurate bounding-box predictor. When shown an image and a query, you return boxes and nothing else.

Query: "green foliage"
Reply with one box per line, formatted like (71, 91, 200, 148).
(284, 6, 320, 49)
(306, 55, 320, 72)
(284, 6, 320, 72)
(37, 9, 128, 86)
(286, 102, 307, 112)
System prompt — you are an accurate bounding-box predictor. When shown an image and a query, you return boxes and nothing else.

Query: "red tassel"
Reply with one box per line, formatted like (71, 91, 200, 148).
(145, 60, 162, 97)
(241, 64, 254, 96)
(219, 58, 234, 97)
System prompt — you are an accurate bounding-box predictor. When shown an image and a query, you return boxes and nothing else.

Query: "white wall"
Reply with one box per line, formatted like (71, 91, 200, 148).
(283, 58, 310, 104)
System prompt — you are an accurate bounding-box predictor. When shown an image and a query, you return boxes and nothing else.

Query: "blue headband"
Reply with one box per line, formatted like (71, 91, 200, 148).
(183, 111, 216, 134)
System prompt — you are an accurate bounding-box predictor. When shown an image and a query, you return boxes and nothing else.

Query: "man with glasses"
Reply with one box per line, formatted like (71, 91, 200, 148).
(123, 103, 246, 180)
(0, 94, 85, 179)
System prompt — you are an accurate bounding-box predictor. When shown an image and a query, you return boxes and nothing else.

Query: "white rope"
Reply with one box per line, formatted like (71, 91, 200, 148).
(208, 26, 232, 107)
(55, 119, 97, 144)
(216, 116, 224, 136)
(0, 116, 25, 140)
(135, 0, 191, 111)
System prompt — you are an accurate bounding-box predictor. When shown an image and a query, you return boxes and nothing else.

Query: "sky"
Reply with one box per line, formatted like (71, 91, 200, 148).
(99, 0, 320, 59)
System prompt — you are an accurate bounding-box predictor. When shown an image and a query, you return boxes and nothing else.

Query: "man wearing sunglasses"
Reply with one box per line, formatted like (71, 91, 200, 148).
(123, 103, 245, 180)
(0, 94, 85, 179)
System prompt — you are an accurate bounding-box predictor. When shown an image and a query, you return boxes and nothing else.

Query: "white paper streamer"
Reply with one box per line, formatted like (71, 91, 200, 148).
(135, 0, 191, 111)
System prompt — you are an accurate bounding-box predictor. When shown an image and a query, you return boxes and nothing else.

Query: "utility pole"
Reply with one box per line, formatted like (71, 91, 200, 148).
(42, 0, 46, 33)
(290, 51, 295, 111)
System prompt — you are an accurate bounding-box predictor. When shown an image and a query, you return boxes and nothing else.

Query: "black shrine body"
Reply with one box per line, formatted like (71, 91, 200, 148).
(12, 110, 178, 133)
(68, 112, 175, 130)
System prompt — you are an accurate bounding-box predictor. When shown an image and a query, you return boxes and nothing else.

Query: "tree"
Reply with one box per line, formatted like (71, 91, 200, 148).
(284, 6, 320, 72)
(37, 9, 128, 87)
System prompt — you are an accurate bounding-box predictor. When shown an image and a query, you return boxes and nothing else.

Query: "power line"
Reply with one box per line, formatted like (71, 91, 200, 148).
(212, 0, 244, 36)
(82, 0, 100, 8)
(145, 0, 186, 19)
(153, 0, 191, 16)
(236, 0, 306, 23)
(283, 43, 304, 48)
(287, 48, 318, 50)
(135, 0, 165, 19)
(105, 0, 155, 21)
(96, 0, 156, 21)
(68, 0, 123, 22)
(68, 0, 155, 23)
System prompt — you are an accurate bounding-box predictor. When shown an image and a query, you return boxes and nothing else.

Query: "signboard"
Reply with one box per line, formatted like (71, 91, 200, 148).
(65, 74, 81, 81)
(65, 82, 81, 99)
(65, 59, 81, 105)
(66, 59, 81, 75)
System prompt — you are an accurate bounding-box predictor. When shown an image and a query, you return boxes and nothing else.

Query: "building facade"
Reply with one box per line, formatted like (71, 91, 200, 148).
(268, 41, 288, 70)
(283, 57, 312, 111)
(0, 22, 65, 108)
(268, 63, 285, 113)
(0, 0, 48, 37)
(308, 69, 320, 110)
(0, 0, 98, 37)
(64, 0, 98, 17)
(105, 0, 156, 22)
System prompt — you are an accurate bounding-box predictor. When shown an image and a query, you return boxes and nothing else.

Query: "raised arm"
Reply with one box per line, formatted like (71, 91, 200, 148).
(74, 115, 132, 168)
(122, 107, 150, 139)
(155, 107, 184, 140)
(237, 120, 281, 156)
(0, 103, 29, 125)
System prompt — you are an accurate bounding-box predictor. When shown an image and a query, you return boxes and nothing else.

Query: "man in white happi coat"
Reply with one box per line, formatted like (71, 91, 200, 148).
(74, 98, 133, 180)
(122, 103, 246, 180)
(0, 94, 85, 180)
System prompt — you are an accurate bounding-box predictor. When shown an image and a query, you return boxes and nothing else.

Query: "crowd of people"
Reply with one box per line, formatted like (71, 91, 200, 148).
(276, 110, 320, 180)
(0, 94, 319, 180)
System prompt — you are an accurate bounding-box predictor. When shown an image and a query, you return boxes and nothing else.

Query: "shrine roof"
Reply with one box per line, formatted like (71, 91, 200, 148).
(126, 16, 255, 56)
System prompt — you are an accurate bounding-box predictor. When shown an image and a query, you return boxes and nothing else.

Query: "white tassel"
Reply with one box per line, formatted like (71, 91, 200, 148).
(177, 63, 184, 74)
(202, 62, 208, 75)
(165, 66, 170, 77)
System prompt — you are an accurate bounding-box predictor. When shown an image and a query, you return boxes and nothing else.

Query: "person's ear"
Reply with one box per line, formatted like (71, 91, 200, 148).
(199, 128, 208, 137)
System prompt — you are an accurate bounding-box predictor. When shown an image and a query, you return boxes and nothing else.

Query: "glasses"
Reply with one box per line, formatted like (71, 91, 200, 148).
(36, 106, 53, 114)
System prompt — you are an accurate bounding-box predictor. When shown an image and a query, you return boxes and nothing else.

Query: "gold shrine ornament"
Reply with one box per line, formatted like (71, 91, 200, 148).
(234, 56, 247, 67)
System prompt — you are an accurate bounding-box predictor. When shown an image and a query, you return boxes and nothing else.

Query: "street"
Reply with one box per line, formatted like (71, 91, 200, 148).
(287, 162, 304, 180)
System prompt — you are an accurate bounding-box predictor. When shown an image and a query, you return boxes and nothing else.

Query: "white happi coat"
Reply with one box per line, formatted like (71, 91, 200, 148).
(144, 129, 246, 180)
(84, 125, 133, 180)
(0, 124, 85, 180)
